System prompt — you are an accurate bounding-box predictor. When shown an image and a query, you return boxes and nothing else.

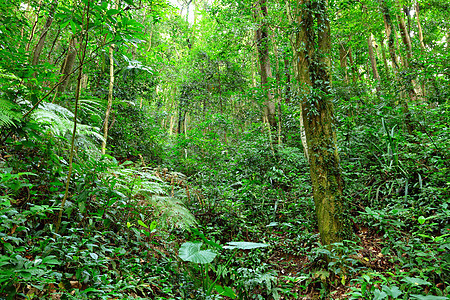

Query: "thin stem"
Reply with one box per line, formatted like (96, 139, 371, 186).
(55, 0, 91, 234)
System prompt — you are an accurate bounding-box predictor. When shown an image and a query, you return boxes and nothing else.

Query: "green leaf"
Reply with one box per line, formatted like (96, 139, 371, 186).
(401, 277, 431, 286)
(4, 243, 13, 253)
(178, 242, 217, 264)
(373, 289, 388, 300)
(382, 285, 402, 298)
(127, 222, 132, 228)
(214, 285, 236, 299)
(90, 253, 98, 260)
(106, 9, 121, 16)
(138, 220, 148, 228)
(42, 256, 60, 265)
(410, 295, 448, 300)
(191, 228, 222, 250)
(223, 241, 269, 250)
(418, 216, 426, 224)
(149, 220, 157, 231)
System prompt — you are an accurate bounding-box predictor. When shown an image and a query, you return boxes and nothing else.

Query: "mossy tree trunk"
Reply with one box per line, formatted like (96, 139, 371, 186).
(254, 0, 276, 128)
(293, 0, 346, 246)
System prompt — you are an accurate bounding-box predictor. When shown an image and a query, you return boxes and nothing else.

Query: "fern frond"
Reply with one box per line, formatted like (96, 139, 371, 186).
(0, 98, 22, 129)
(32, 102, 104, 157)
(106, 166, 196, 229)
(149, 195, 196, 229)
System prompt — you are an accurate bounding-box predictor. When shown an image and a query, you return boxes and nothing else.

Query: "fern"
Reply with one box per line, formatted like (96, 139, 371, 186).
(0, 98, 22, 129)
(107, 166, 196, 229)
(32, 102, 104, 156)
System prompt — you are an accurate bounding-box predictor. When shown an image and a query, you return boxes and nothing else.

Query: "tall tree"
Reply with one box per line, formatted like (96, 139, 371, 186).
(292, 0, 346, 246)
(32, 0, 58, 66)
(102, 0, 118, 155)
(254, 0, 276, 128)
(56, 36, 77, 96)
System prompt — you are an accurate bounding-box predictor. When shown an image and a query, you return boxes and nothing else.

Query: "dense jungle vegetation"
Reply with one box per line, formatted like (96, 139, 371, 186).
(0, 0, 449, 299)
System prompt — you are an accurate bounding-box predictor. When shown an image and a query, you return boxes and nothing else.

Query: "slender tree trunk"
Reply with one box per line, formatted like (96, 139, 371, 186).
(101, 45, 114, 154)
(294, 0, 346, 246)
(254, 0, 276, 128)
(380, 39, 390, 79)
(348, 46, 359, 82)
(101, 1, 118, 154)
(283, 49, 291, 101)
(32, 0, 58, 66)
(270, 29, 283, 144)
(379, 0, 414, 133)
(55, 0, 90, 234)
(396, 0, 412, 64)
(56, 37, 77, 95)
(380, 0, 399, 70)
(339, 42, 349, 84)
(26, 0, 43, 52)
(368, 34, 380, 80)
(415, 3, 425, 51)
(47, 28, 61, 62)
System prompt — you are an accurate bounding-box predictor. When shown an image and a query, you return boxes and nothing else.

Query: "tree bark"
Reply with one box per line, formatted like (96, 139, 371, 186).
(368, 34, 380, 80)
(32, 0, 58, 66)
(101, 45, 114, 154)
(415, 2, 425, 51)
(293, 0, 346, 246)
(339, 42, 349, 84)
(396, 0, 412, 64)
(380, 0, 399, 70)
(254, 0, 276, 128)
(26, 0, 43, 52)
(380, 39, 390, 79)
(348, 46, 359, 82)
(56, 37, 77, 95)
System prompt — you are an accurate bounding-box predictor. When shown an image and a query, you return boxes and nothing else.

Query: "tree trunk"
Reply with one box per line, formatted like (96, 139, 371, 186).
(380, 39, 390, 79)
(26, 0, 43, 52)
(101, 44, 114, 155)
(339, 43, 349, 84)
(56, 37, 77, 95)
(254, 0, 276, 128)
(380, 0, 399, 70)
(368, 34, 380, 80)
(32, 0, 58, 66)
(283, 49, 291, 101)
(293, 0, 346, 246)
(396, 0, 412, 64)
(269, 29, 283, 144)
(348, 46, 359, 82)
(101, 0, 118, 154)
(415, 2, 425, 51)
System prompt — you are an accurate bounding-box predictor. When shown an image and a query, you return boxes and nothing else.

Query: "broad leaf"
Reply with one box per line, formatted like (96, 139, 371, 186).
(223, 242, 269, 250)
(410, 295, 448, 300)
(382, 285, 402, 298)
(401, 277, 431, 286)
(214, 285, 236, 299)
(178, 242, 217, 264)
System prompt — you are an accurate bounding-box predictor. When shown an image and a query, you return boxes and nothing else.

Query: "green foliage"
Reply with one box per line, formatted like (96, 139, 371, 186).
(32, 102, 104, 156)
(107, 104, 163, 163)
(0, 97, 22, 130)
(1, 0, 449, 298)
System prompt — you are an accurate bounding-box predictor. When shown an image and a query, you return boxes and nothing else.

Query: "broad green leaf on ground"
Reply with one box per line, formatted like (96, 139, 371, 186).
(223, 242, 269, 250)
(410, 295, 448, 300)
(401, 277, 431, 286)
(178, 242, 217, 264)
(382, 285, 402, 298)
